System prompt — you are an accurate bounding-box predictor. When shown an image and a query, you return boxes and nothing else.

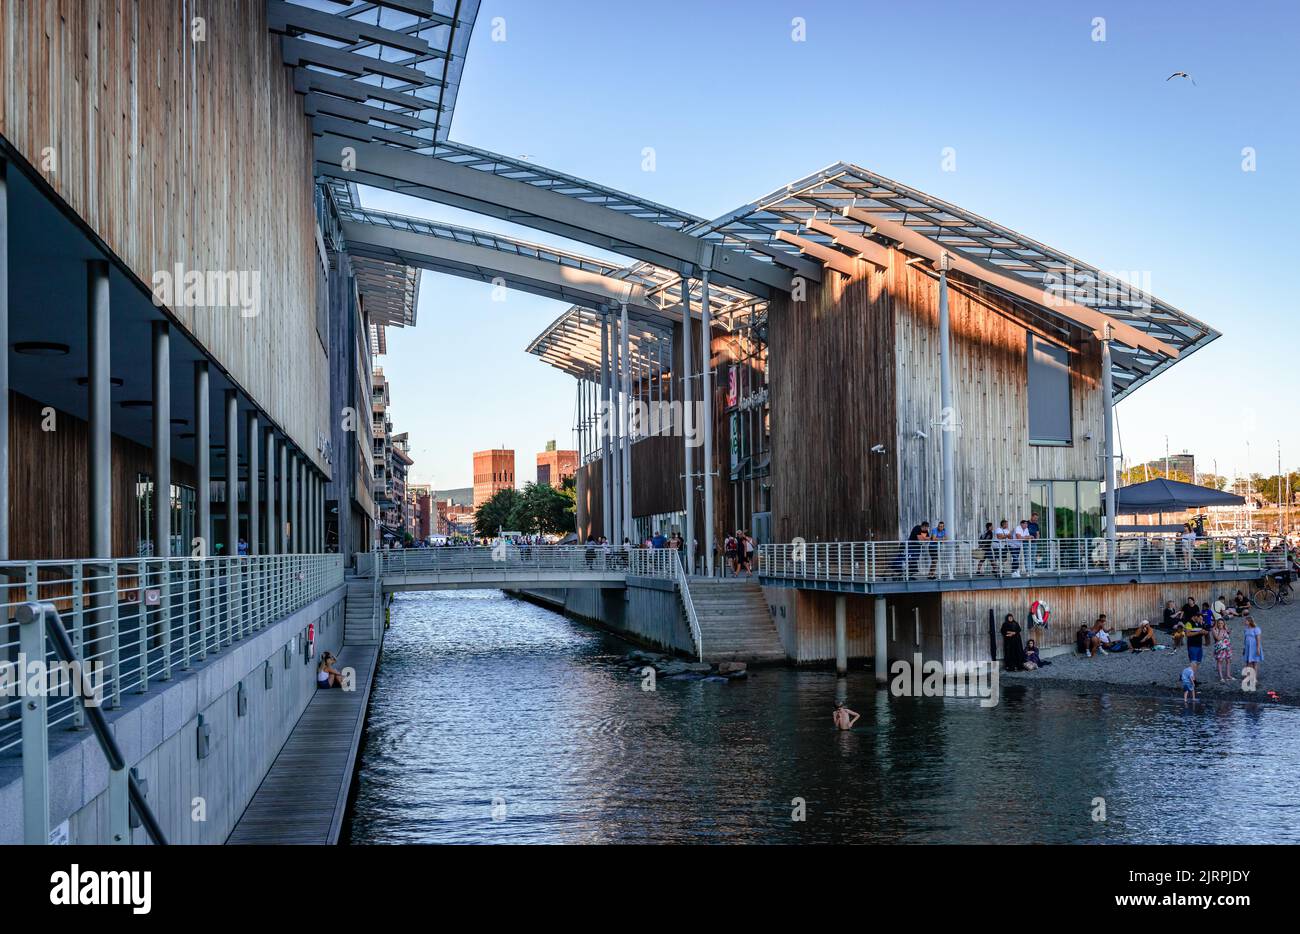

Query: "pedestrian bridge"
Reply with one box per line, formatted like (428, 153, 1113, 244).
(355, 545, 680, 592)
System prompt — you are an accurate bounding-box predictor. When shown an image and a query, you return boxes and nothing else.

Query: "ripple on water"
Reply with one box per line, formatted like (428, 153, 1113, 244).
(346, 590, 1300, 844)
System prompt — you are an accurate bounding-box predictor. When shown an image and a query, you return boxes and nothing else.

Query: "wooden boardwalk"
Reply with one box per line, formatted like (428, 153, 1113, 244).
(226, 642, 378, 845)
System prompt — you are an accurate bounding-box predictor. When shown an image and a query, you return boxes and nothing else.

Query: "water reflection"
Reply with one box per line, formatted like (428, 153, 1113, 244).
(347, 590, 1300, 844)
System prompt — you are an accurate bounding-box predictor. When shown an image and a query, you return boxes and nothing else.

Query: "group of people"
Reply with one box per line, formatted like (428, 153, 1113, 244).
(973, 514, 1043, 577)
(998, 613, 1049, 671)
(723, 531, 757, 576)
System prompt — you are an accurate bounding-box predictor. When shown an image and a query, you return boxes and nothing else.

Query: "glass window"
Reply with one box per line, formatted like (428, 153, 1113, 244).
(1027, 334, 1072, 445)
(1052, 480, 1079, 539)
(1078, 481, 1103, 538)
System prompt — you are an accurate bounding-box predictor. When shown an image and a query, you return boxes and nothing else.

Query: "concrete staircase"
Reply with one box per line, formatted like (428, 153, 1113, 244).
(685, 578, 787, 665)
(344, 576, 379, 646)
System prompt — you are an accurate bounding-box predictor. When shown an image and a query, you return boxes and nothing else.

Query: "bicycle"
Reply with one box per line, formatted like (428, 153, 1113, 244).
(1250, 572, 1293, 609)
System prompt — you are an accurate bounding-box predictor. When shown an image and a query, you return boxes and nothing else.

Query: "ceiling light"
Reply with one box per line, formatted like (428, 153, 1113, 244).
(13, 342, 70, 356)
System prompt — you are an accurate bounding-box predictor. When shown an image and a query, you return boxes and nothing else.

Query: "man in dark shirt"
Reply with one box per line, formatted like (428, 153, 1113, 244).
(906, 522, 930, 577)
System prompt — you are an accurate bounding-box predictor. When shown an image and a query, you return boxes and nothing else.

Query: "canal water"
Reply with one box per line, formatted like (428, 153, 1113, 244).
(347, 590, 1300, 844)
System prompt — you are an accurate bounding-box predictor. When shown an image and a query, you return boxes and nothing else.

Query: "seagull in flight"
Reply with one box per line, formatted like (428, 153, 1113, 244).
(1166, 71, 1196, 86)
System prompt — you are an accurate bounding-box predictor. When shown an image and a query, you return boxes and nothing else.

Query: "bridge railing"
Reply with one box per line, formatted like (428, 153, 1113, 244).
(758, 535, 1272, 586)
(0, 553, 345, 756)
(372, 544, 683, 579)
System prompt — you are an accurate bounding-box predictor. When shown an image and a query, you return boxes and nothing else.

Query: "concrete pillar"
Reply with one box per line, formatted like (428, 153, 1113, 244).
(88, 261, 112, 559)
(246, 412, 259, 555)
(874, 597, 888, 685)
(224, 391, 238, 556)
(680, 278, 695, 574)
(699, 266, 714, 576)
(835, 594, 847, 677)
(620, 301, 633, 544)
(194, 363, 210, 555)
(264, 429, 276, 555)
(0, 158, 8, 559)
(938, 254, 956, 546)
(151, 322, 171, 557)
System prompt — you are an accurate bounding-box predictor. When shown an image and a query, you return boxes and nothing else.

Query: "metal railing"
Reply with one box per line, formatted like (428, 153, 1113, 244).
(669, 553, 704, 661)
(758, 535, 1272, 586)
(371, 544, 669, 577)
(16, 601, 166, 845)
(1, 553, 345, 755)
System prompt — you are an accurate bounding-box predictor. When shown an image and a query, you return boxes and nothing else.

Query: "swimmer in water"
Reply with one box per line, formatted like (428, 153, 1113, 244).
(832, 701, 860, 731)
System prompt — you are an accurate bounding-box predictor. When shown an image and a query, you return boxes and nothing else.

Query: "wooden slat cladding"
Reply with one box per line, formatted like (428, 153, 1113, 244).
(0, 0, 327, 467)
(8, 391, 196, 559)
(769, 254, 899, 543)
(893, 263, 1103, 541)
(575, 434, 684, 541)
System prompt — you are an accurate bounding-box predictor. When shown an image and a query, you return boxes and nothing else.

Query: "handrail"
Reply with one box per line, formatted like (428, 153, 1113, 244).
(18, 601, 168, 845)
(1, 553, 346, 755)
(672, 557, 704, 662)
(757, 534, 1274, 585)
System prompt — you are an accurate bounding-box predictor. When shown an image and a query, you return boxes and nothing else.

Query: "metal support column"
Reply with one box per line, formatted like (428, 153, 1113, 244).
(88, 261, 112, 560)
(264, 429, 276, 555)
(938, 254, 956, 545)
(194, 363, 210, 555)
(0, 158, 8, 559)
(680, 277, 695, 574)
(278, 443, 288, 554)
(620, 301, 633, 544)
(225, 391, 239, 556)
(699, 265, 714, 576)
(151, 322, 171, 558)
(247, 413, 259, 555)
(291, 454, 300, 553)
(600, 311, 613, 544)
(1101, 324, 1117, 572)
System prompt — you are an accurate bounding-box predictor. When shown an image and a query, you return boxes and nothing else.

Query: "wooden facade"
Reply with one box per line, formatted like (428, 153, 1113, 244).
(768, 245, 1105, 544)
(0, 0, 328, 468)
(8, 391, 196, 559)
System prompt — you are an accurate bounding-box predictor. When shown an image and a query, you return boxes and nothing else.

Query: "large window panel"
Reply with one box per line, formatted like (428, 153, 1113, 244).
(1027, 334, 1072, 445)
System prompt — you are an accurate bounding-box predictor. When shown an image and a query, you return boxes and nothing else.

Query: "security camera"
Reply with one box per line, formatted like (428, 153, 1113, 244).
(871, 444, 886, 454)
(914, 429, 928, 440)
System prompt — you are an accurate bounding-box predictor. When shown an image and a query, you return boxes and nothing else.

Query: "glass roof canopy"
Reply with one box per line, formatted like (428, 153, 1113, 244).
(268, 3, 1217, 404)
(527, 162, 1219, 403)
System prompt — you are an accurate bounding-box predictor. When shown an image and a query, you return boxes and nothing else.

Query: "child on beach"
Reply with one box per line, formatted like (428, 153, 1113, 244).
(1181, 664, 1197, 705)
(1213, 619, 1233, 683)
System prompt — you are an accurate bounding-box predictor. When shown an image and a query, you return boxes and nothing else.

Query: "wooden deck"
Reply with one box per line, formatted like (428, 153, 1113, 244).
(226, 642, 378, 845)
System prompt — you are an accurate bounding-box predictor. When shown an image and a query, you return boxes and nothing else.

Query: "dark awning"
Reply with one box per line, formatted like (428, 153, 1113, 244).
(1113, 478, 1245, 515)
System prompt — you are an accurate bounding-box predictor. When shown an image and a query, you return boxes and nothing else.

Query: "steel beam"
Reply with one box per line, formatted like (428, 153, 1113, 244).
(314, 136, 791, 296)
(681, 281, 695, 574)
(700, 267, 715, 576)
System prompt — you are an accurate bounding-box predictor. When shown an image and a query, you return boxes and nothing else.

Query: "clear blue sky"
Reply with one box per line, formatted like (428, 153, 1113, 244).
(371, 0, 1300, 489)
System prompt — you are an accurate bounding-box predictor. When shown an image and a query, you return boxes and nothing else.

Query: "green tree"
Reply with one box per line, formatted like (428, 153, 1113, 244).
(474, 487, 522, 538)
(508, 481, 575, 535)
